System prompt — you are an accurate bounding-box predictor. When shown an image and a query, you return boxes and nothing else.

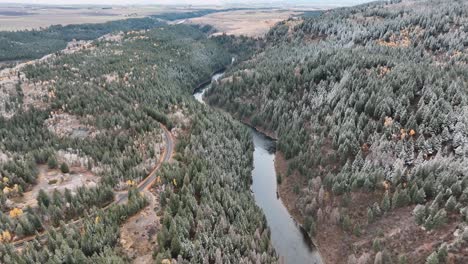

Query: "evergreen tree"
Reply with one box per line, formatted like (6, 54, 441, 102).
(60, 162, 70, 174)
(37, 189, 51, 208)
(445, 196, 457, 212)
(382, 192, 391, 212)
(47, 156, 58, 169)
(413, 205, 427, 225)
(414, 188, 426, 204)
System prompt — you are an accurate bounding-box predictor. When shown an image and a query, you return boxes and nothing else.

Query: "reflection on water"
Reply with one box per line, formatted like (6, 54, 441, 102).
(250, 129, 321, 264)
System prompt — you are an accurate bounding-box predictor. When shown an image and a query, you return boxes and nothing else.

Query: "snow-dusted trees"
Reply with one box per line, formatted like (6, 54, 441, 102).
(206, 0, 468, 262)
(0, 22, 270, 262)
(154, 110, 278, 263)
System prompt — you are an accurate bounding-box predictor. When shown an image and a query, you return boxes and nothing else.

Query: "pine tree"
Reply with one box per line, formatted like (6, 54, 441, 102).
(364, 178, 374, 192)
(425, 252, 439, 264)
(450, 181, 462, 197)
(392, 189, 401, 208)
(445, 196, 456, 212)
(414, 188, 426, 204)
(432, 209, 447, 229)
(15, 223, 24, 237)
(372, 202, 382, 217)
(393, 188, 410, 208)
(60, 163, 70, 173)
(170, 235, 181, 258)
(382, 192, 391, 212)
(413, 205, 427, 225)
(47, 156, 58, 169)
(37, 189, 50, 208)
(437, 244, 448, 262)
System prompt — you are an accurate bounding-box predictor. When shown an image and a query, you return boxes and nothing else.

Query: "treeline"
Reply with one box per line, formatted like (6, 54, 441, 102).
(206, 0, 468, 262)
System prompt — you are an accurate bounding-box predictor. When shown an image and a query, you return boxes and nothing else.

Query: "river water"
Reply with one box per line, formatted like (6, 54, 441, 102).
(194, 72, 322, 264)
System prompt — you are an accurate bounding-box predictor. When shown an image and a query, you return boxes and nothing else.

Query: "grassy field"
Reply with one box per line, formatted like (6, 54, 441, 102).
(0, 4, 321, 37)
(182, 9, 312, 37)
(0, 5, 194, 31)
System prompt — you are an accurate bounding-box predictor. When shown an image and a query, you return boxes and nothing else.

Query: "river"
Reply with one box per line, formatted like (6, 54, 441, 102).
(194, 72, 322, 264)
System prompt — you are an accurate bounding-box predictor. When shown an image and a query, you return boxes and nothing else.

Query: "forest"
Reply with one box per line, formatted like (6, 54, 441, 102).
(0, 21, 270, 263)
(1, 0, 467, 263)
(206, 0, 468, 262)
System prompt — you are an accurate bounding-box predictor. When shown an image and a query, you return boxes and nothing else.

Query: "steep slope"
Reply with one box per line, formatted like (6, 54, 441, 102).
(206, 0, 468, 263)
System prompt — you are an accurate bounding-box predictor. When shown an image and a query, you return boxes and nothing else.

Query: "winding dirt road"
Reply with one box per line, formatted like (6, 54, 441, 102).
(12, 124, 174, 249)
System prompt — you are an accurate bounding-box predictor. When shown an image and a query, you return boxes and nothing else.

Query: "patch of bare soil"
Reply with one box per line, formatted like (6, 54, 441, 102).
(376, 26, 425, 49)
(62, 39, 95, 55)
(0, 65, 49, 118)
(311, 190, 386, 264)
(120, 187, 161, 264)
(45, 112, 99, 139)
(350, 207, 463, 264)
(0, 38, 98, 119)
(11, 165, 99, 209)
(98, 31, 124, 43)
(168, 106, 191, 139)
(125, 30, 151, 42)
(20, 79, 52, 111)
(102, 72, 119, 84)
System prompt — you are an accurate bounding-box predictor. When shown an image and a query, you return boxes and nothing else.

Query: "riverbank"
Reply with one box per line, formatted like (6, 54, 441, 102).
(275, 151, 342, 264)
(198, 72, 321, 264)
(239, 119, 347, 263)
(273, 148, 466, 263)
(192, 67, 226, 94)
(274, 151, 305, 222)
(241, 117, 278, 141)
(239, 117, 330, 263)
(274, 147, 379, 264)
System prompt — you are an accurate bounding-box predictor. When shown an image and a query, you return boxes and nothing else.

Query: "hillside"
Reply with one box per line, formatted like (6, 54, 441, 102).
(0, 23, 276, 263)
(206, 0, 468, 263)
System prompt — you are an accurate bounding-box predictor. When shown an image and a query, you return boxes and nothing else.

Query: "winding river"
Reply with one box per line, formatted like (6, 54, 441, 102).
(194, 72, 322, 264)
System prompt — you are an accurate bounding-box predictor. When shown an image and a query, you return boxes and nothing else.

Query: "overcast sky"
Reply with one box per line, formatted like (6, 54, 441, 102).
(0, 0, 374, 6)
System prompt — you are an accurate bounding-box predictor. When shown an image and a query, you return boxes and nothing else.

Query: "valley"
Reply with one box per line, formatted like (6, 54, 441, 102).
(1, 0, 467, 263)
(195, 70, 322, 263)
